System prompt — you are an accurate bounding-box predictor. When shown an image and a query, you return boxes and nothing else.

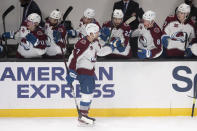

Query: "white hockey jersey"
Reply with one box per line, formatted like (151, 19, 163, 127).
(68, 37, 112, 76)
(77, 18, 101, 39)
(16, 21, 47, 58)
(132, 23, 163, 58)
(162, 15, 196, 57)
(45, 20, 67, 56)
(102, 21, 132, 58)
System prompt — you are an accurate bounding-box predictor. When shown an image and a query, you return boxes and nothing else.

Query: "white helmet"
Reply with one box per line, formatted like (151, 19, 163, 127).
(27, 13, 41, 23)
(143, 10, 156, 21)
(177, 3, 191, 13)
(86, 23, 99, 36)
(50, 9, 62, 20)
(113, 9, 124, 19)
(84, 8, 95, 18)
(191, 44, 197, 56)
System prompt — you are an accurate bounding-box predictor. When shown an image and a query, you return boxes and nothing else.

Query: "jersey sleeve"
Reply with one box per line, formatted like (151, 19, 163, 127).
(150, 25, 162, 58)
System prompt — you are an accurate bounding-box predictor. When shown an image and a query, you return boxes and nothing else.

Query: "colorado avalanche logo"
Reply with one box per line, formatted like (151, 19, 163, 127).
(171, 31, 187, 43)
(139, 35, 147, 47)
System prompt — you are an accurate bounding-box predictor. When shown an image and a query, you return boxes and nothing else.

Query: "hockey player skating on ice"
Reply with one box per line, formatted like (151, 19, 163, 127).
(77, 8, 101, 39)
(132, 10, 163, 59)
(100, 9, 131, 58)
(66, 23, 124, 125)
(161, 3, 197, 58)
(2, 13, 47, 58)
(45, 9, 76, 58)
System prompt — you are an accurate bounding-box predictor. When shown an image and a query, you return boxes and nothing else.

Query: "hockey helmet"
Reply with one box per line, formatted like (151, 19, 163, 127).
(143, 10, 156, 21)
(27, 13, 41, 24)
(86, 23, 99, 36)
(84, 8, 95, 18)
(50, 9, 62, 20)
(113, 9, 124, 19)
(177, 3, 191, 13)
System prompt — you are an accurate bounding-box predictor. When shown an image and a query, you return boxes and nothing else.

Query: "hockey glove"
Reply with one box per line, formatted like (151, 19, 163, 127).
(53, 30, 62, 43)
(116, 42, 126, 52)
(100, 27, 111, 41)
(110, 38, 125, 52)
(66, 70, 77, 85)
(2, 31, 15, 40)
(161, 36, 170, 48)
(137, 49, 152, 59)
(26, 33, 38, 47)
(67, 30, 77, 38)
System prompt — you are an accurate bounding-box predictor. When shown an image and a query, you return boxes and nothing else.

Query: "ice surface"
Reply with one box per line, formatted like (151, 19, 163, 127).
(0, 117, 197, 131)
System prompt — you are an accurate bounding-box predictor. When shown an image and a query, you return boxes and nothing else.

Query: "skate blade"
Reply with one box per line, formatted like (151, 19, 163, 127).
(77, 121, 95, 127)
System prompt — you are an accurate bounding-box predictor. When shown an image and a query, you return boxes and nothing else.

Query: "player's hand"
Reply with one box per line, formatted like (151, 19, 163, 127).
(25, 33, 38, 47)
(66, 70, 77, 85)
(137, 49, 152, 59)
(67, 30, 77, 38)
(161, 36, 170, 48)
(100, 27, 110, 41)
(2, 31, 15, 40)
(110, 38, 122, 51)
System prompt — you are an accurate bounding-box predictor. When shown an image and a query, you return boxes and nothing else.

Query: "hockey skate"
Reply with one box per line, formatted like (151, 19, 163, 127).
(78, 110, 96, 126)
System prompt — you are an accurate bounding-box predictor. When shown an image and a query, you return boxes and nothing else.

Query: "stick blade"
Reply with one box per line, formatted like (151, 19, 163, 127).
(63, 6, 73, 21)
(125, 16, 136, 25)
(2, 5, 15, 19)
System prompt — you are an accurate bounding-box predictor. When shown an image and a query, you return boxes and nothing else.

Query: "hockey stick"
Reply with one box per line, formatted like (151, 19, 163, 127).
(191, 80, 197, 117)
(125, 16, 136, 25)
(60, 48, 80, 115)
(60, 48, 94, 124)
(59, 5, 82, 117)
(184, 32, 188, 50)
(61, 6, 73, 51)
(62, 6, 73, 23)
(2, 5, 15, 57)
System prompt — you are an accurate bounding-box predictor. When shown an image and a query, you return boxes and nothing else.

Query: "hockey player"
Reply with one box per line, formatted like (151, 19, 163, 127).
(77, 8, 101, 38)
(161, 3, 196, 58)
(45, 9, 76, 58)
(132, 10, 163, 59)
(66, 23, 124, 125)
(2, 13, 47, 58)
(100, 9, 131, 58)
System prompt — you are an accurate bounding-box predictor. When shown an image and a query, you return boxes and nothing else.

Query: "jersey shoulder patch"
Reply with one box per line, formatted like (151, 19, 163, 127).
(154, 27, 160, 33)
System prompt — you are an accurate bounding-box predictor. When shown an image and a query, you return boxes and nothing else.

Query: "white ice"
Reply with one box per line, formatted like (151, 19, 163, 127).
(0, 117, 197, 131)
